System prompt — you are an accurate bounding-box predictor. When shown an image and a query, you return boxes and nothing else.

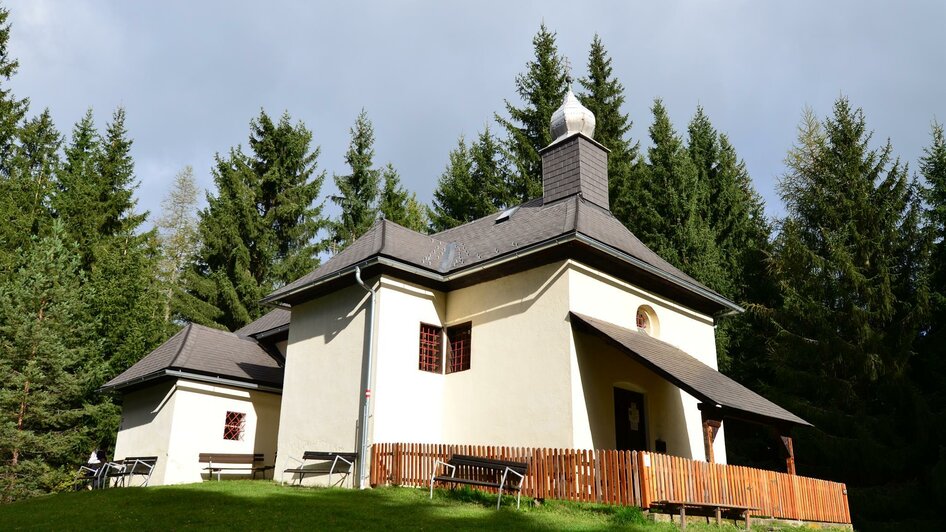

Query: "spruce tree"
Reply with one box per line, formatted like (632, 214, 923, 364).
(578, 34, 638, 221)
(686, 106, 717, 221)
(768, 99, 929, 484)
(429, 128, 509, 232)
(50, 110, 101, 268)
(496, 23, 568, 203)
(429, 135, 473, 232)
(248, 111, 325, 283)
(0, 110, 60, 268)
(0, 6, 27, 177)
(0, 223, 97, 502)
(379, 164, 427, 232)
(922, 122, 946, 312)
(685, 108, 772, 302)
(182, 110, 325, 331)
(917, 122, 946, 408)
(636, 100, 728, 293)
(96, 108, 147, 238)
(332, 110, 380, 249)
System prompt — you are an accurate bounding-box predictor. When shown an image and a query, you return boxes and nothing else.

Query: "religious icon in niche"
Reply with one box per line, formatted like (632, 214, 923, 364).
(628, 403, 641, 431)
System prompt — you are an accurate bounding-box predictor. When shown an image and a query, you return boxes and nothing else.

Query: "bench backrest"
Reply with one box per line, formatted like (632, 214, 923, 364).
(302, 451, 358, 461)
(449, 454, 528, 475)
(121, 456, 158, 474)
(198, 453, 264, 464)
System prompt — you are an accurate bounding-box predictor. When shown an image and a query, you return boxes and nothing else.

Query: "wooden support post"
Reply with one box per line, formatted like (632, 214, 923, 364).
(701, 417, 721, 463)
(780, 435, 796, 475)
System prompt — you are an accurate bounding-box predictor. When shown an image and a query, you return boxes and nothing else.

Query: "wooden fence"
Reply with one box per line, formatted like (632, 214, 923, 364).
(370, 442, 850, 525)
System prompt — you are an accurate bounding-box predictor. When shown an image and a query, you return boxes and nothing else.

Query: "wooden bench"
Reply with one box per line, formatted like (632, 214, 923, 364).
(199, 453, 274, 481)
(429, 454, 529, 509)
(283, 451, 358, 486)
(652, 500, 757, 530)
(103, 456, 158, 487)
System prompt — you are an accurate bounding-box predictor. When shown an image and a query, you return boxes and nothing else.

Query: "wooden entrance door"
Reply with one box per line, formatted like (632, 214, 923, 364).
(614, 388, 647, 451)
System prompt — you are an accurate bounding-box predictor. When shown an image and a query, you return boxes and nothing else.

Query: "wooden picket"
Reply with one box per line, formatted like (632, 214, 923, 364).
(370, 442, 850, 524)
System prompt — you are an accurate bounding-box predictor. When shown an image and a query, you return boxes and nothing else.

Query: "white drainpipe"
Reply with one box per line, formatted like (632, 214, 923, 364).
(354, 266, 376, 489)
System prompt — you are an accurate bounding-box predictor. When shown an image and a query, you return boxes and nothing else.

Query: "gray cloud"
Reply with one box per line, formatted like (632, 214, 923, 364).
(7, 0, 945, 224)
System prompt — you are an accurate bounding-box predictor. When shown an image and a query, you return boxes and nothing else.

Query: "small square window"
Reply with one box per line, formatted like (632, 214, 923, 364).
(223, 411, 246, 441)
(418, 323, 443, 373)
(446, 322, 472, 374)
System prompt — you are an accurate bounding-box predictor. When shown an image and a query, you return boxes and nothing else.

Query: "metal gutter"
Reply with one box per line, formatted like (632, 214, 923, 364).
(102, 369, 282, 394)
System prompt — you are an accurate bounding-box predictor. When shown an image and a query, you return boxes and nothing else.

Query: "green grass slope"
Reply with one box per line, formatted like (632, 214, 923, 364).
(0, 480, 812, 531)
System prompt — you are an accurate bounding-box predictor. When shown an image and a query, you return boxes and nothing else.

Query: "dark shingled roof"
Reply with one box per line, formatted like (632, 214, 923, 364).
(265, 195, 732, 311)
(101, 323, 283, 391)
(235, 308, 291, 338)
(570, 312, 809, 427)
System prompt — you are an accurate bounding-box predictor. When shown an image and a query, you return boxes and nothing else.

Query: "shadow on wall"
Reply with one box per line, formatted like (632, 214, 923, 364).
(574, 330, 690, 456)
(119, 381, 175, 431)
(448, 262, 570, 328)
(293, 284, 370, 346)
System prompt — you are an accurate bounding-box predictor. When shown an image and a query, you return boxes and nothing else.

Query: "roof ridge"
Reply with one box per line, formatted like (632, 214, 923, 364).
(168, 322, 195, 368)
(567, 195, 580, 233)
(377, 218, 387, 254)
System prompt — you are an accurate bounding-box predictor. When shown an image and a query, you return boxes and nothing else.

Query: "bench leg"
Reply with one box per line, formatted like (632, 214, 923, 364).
(744, 511, 751, 530)
(497, 469, 508, 510)
(680, 505, 686, 530)
(715, 507, 721, 525)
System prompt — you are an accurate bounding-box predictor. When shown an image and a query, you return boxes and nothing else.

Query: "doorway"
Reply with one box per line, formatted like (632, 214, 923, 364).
(614, 388, 647, 451)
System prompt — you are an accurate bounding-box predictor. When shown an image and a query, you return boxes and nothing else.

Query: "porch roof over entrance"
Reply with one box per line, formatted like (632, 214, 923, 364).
(569, 312, 810, 427)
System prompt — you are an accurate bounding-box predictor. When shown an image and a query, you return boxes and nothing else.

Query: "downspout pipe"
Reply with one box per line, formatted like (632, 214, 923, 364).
(354, 266, 376, 489)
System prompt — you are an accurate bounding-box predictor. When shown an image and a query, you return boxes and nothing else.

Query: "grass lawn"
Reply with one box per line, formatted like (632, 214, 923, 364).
(0, 480, 817, 531)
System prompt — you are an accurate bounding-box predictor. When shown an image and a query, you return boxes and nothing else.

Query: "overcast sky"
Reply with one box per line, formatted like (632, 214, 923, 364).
(6, 1, 945, 224)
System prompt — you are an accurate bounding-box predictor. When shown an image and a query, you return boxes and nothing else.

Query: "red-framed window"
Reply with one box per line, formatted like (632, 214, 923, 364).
(223, 411, 246, 441)
(446, 322, 472, 374)
(418, 323, 443, 373)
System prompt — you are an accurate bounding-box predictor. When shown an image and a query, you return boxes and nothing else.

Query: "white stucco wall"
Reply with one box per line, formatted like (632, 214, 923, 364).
(372, 278, 446, 444)
(113, 379, 282, 485)
(274, 283, 370, 485)
(112, 382, 176, 484)
(443, 262, 573, 447)
(164, 381, 281, 484)
(275, 257, 728, 481)
(566, 262, 727, 463)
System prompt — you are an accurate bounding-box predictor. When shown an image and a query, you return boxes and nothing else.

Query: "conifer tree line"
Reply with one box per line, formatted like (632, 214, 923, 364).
(0, 4, 943, 527)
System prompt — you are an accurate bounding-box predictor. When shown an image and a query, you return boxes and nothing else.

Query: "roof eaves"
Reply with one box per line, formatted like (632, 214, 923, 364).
(98, 369, 168, 392)
(101, 368, 281, 394)
(252, 323, 289, 340)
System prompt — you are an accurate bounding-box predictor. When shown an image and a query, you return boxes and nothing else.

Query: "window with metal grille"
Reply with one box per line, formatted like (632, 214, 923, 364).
(223, 411, 246, 441)
(418, 323, 443, 373)
(446, 322, 472, 374)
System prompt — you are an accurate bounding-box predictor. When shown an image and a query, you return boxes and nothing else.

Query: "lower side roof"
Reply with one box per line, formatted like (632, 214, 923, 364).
(569, 312, 809, 427)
